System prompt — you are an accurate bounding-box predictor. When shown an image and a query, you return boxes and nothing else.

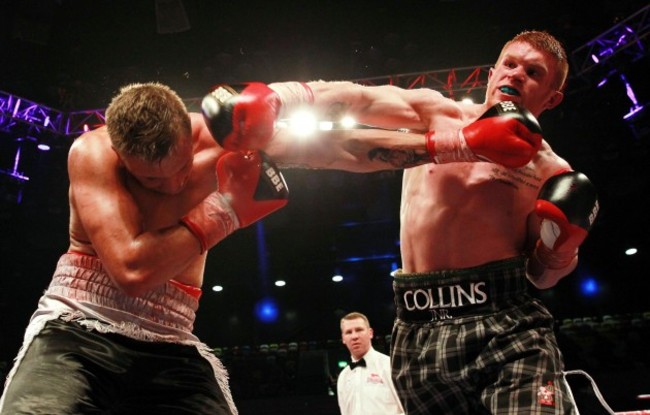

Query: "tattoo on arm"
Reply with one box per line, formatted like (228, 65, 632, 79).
(368, 147, 430, 168)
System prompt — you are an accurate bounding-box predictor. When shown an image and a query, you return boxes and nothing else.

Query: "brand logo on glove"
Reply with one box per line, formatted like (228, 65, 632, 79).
(588, 200, 599, 227)
(255, 152, 289, 201)
(265, 166, 286, 193)
(498, 101, 518, 112)
(210, 85, 237, 103)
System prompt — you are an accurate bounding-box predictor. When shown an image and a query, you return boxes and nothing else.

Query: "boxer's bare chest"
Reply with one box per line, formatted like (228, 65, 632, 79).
(126, 174, 217, 231)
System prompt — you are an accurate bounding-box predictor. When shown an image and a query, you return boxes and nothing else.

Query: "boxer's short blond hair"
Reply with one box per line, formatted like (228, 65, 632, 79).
(106, 82, 191, 162)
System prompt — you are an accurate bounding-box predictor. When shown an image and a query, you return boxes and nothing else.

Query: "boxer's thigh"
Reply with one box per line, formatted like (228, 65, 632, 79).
(1, 319, 104, 414)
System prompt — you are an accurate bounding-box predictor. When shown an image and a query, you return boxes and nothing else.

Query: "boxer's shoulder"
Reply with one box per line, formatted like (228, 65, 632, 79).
(69, 126, 113, 161)
(66, 130, 118, 185)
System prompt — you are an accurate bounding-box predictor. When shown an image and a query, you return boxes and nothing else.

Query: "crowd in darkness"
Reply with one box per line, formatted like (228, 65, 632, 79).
(215, 312, 650, 413)
(1, 310, 649, 412)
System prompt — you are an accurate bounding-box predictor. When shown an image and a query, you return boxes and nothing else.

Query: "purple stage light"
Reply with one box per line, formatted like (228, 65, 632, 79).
(620, 73, 644, 120)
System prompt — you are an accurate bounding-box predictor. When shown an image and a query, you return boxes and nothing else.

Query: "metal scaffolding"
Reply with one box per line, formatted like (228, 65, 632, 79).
(1, 64, 493, 140)
(1, 4, 648, 186)
(571, 4, 649, 78)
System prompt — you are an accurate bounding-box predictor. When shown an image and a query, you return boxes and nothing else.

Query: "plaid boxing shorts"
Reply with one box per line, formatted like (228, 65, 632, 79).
(390, 256, 577, 415)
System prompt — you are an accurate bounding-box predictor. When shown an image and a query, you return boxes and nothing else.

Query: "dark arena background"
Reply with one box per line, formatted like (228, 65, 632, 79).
(0, 1, 648, 413)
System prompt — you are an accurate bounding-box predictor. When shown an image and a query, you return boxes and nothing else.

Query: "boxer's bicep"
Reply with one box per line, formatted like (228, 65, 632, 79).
(68, 139, 142, 267)
(307, 81, 434, 131)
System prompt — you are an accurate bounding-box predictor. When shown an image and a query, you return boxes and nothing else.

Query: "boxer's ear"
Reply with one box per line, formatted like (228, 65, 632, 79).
(544, 90, 564, 111)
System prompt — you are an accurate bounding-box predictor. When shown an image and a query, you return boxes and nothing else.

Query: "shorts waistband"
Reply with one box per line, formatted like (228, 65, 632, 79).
(393, 256, 528, 322)
(46, 252, 200, 332)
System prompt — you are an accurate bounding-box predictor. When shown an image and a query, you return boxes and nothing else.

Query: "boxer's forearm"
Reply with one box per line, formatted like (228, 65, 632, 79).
(272, 80, 431, 131)
(266, 127, 430, 172)
(98, 225, 207, 297)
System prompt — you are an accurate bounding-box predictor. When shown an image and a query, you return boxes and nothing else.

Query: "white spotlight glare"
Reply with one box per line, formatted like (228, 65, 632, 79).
(625, 247, 638, 256)
(319, 121, 334, 130)
(332, 274, 343, 282)
(461, 97, 474, 105)
(288, 110, 318, 137)
(212, 285, 223, 292)
(275, 280, 286, 287)
(340, 116, 356, 129)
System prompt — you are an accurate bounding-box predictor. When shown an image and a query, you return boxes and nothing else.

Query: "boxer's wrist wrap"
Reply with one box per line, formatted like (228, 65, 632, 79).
(179, 217, 208, 254)
(426, 130, 480, 164)
(269, 82, 314, 118)
(180, 192, 240, 254)
(532, 239, 577, 270)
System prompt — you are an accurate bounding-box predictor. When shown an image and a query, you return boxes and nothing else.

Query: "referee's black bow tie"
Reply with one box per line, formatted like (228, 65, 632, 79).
(349, 358, 366, 370)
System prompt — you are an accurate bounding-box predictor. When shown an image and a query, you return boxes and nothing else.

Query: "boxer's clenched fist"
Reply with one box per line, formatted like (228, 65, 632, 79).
(180, 150, 289, 254)
(201, 83, 281, 151)
(532, 170, 599, 270)
(426, 101, 543, 168)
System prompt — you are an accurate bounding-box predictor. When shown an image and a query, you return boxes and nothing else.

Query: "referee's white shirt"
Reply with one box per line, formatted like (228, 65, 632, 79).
(336, 347, 404, 415)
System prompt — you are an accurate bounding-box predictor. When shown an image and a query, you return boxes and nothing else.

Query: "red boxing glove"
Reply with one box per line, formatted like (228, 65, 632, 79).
(426, 101, 543, 168)
(216, 150, 289, 227)
(533, 171, 599, 269)
(180, 150, 289, 253)
(202, 83, 281, 151)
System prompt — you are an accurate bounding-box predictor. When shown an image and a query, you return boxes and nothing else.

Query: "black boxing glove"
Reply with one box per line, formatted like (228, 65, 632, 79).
(532, 170, 599, 270)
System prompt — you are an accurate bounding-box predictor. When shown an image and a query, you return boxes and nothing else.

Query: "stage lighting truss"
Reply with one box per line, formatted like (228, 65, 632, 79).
(572, 4, 649, 121)
(0, 91, 65, 136)
(351, 64, 493, 101)
(65, 109, 106, 136)
(572, 4, 649, 78)
(0, 4, 647, 159)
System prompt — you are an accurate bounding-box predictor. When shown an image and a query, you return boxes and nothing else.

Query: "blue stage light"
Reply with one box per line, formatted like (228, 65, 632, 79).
(255, 298, 279, 323)
(580, 278, 599, 296)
